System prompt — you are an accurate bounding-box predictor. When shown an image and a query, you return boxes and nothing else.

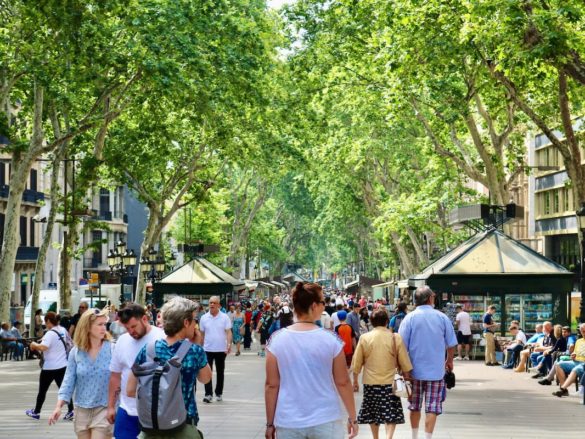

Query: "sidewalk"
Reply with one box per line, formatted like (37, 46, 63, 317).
(0, 355, 582, 438)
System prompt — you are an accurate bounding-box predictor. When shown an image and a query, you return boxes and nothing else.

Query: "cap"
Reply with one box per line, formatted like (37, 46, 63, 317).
(337, 310, 347, 320)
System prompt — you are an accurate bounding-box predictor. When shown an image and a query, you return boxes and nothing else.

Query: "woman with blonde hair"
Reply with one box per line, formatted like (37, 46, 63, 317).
(49, 308, 113, 438)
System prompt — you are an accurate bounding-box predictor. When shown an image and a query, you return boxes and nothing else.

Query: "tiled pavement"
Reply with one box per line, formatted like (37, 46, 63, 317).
(1, 351, 583, 438)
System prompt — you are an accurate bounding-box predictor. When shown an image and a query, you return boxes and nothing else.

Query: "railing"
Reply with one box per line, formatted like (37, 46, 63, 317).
(83, 257, 102, 268)
(93, 210, 112, 221)
(0, 186, 45, 204)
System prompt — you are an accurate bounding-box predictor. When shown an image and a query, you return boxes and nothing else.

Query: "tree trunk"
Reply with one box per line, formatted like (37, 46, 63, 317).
(135, 210, 160, 305)
(30, 154, 62, 334)
(0, 84, 43, 322)
(405, 225, 428, 268)
(390, 231, 415, 277)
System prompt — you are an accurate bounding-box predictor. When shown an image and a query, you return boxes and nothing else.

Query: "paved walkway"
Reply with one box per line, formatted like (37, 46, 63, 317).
(0, 354, 583, 438)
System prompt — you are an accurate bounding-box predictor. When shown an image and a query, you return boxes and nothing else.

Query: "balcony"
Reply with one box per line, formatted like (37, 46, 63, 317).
(93, 210, 113, 221)
(16, 247, 39, 262)
(0, 186, 45, 204)
(84, 257, 102, 269)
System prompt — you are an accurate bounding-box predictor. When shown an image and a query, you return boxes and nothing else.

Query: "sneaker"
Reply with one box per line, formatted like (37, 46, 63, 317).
(454, 356, 462, 361)
(203, 395, 213, 403)
(552, 388, 569, 397)
(501, 364, 514, 369)
(25, 409, 40, 420)
(215, 395, 223, 402)
(538, 379, 552, 386)
(63, 411, 74, 421)
(463, 356, 470, 361)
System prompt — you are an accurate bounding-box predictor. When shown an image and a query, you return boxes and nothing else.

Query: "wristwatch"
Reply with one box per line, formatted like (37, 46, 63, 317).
(266, 423, 274, 428)
(348, 418, 358, 425)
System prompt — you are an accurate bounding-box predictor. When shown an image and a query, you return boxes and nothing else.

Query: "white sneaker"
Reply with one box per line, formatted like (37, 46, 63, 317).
(215, 395, 223, 402)
(454, 356, 462, 361)
(463, 356, 470, 361)
(203, 395, 213, 403)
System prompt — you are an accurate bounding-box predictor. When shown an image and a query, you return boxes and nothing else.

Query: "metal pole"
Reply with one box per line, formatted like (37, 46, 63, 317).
(580, 235, 585, 324)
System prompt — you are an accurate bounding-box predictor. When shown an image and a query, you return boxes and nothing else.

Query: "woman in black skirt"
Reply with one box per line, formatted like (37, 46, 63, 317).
(352, 307, 413, 439)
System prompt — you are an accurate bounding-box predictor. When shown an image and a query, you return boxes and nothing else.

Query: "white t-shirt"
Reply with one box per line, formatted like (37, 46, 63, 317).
(515, 330, 527, 345)
(109, 326, 165, 416)
(331, 312, 341, 329)
(40, 326, 69, 370)
(200, 311, 232, 352)
(455, 311, 472, 336)
(267, 328, 343, 428)
(320, 311, 332, 330)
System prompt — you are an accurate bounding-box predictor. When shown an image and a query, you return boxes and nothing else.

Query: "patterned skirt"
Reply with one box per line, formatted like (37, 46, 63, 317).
(357, 384, 405, 425)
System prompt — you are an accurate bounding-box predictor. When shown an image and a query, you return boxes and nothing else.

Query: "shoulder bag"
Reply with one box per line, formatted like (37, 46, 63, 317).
(391, 333, 412, 399)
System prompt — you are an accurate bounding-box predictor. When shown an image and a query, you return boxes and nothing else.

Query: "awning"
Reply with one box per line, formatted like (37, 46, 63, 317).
(271, 281, 287, 288)
(155, 257, 246, 296)
(245, 281, 258, 292)
(372, 281, 395, 288)
(344, 280, 359, 289)
(408, 228, 573, 293)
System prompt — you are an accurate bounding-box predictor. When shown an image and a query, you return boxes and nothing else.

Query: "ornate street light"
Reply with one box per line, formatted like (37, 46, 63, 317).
(140, 248, 168, 285)
(108, 241, 137, 304)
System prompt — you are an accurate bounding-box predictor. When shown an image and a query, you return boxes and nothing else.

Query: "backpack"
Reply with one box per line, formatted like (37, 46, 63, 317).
(268, 318, 280, 336)
(132, 340, 192, 433)
(52, 329, 73, 359)
(391, 313, 405, 332)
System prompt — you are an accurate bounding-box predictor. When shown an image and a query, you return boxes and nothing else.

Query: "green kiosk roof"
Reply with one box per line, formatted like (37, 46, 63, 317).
(408, 229, 573, 294)
(154, 257, 246, 297)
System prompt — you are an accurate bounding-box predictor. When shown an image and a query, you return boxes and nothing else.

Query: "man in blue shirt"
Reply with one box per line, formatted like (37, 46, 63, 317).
(482, 305, 499, 366)
(399, 286, 457, 439)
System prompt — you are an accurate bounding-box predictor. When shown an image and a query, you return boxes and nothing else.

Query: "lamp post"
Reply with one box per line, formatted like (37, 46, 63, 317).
(576, 203, 585, 324)
(107, 240, 137, 305)
(140, 248, 167, 303)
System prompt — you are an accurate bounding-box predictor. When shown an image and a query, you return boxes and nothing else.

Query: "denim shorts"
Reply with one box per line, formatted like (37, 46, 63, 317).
(276, 420, 344, 439)
(557, 360, 584, 375)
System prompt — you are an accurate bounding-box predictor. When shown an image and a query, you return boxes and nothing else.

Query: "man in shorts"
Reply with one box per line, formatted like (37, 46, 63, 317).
(454, 305, 472, 360)
(399, 286, 457, 439)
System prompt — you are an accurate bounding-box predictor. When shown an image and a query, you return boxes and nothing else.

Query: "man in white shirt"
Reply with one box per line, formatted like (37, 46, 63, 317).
(200, 295, 232, 403)
(107, 303, 164, 439)
(320, 308, 332, 330)
(455, 305, 472, 360)
(330, 304, 344, 330)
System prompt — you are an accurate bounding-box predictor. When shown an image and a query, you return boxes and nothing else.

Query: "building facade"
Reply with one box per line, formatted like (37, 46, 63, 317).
(528, 120, 585, 283)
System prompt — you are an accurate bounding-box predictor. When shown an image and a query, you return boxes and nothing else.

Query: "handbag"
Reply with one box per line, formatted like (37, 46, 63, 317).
(239, 324, 245, 336)
(391, 333, 412, 398)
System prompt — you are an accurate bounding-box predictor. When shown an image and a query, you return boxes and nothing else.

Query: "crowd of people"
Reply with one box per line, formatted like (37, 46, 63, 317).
(14, 283, 585, 439)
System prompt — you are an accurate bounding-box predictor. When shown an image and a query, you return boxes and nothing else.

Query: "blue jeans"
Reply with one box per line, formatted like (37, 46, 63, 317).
(8, 341, 24, 359)
(114, 407, 141, 439)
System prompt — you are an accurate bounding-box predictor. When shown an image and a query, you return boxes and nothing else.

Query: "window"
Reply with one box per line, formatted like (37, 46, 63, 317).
(553, 189, 560, 213)
(92, 231, 103, 264)
(563, 187, 571, 212)
(30, 169, 38, 191)
(99, 188, 110, 215)
(30, 218, 35, 247)
(0, 163, 5, 186)
(544, 192, 551, 215)
(19, 216, 27, 246)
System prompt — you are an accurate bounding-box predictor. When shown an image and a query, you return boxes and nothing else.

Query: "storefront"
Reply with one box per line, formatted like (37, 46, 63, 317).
(409, 229, 573, 335)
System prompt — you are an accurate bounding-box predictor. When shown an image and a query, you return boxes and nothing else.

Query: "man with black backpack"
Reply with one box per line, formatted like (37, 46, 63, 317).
(128, 297, 211, 438)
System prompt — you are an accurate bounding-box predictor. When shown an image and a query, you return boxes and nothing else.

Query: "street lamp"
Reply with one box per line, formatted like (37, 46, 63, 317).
(107, 241, 137, 305)
(140, 248, 168, 294)
(576, 203, 585, 324)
